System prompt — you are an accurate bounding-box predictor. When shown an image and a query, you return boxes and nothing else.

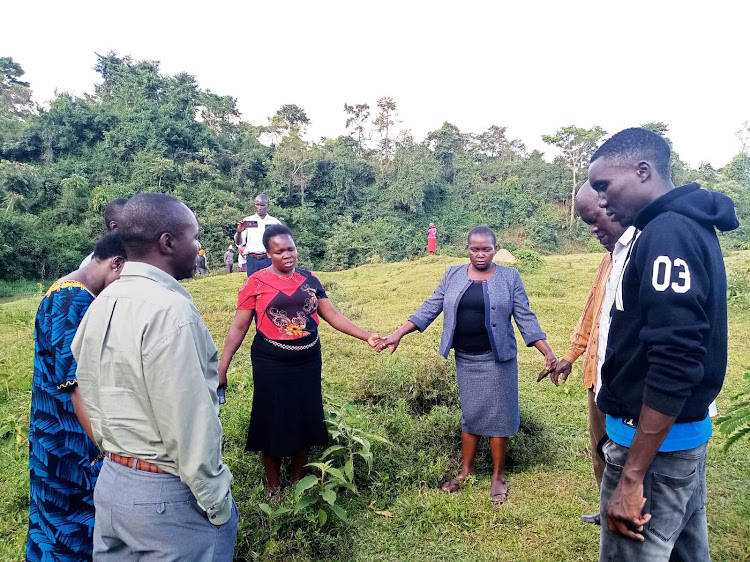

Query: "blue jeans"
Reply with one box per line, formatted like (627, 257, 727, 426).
(245, 255, 271, 277)
(599, 440, 709, 562)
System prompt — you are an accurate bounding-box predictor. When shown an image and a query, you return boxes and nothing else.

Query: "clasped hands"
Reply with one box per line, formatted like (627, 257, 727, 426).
(365, 332, 399, 352)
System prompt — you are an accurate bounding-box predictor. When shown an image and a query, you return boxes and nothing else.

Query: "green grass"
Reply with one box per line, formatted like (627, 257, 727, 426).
(0, 281, 46, 304)
(1, 253, 749, 561)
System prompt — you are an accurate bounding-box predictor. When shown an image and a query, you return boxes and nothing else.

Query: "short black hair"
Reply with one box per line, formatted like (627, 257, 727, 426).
(467, 226, 497, 247)
(92, 232, 128, 260)
(590, 127, 672, 179)
(104, 198, 128, 230)
(118, 193, 194, 257)
(263, 224, 294, 251)
(256, 193, 269, 203)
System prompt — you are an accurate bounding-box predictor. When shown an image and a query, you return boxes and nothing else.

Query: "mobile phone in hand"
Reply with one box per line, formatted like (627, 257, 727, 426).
(243, 220, 259, 228)
(217, 386, 226, 404)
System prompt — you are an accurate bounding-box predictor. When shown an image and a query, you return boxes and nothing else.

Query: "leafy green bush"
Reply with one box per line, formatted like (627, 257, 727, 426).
(512, 249, 543, 272)
(716, 369, 750, 450)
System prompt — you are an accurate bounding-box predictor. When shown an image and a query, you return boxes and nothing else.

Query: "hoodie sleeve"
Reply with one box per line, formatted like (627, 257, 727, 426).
(635, 216, 711, 417)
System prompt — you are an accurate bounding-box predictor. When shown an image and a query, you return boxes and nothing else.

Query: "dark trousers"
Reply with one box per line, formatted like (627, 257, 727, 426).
(246, 255, 271, 277)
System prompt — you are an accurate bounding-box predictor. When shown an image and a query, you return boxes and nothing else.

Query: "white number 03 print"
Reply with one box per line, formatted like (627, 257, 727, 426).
(652, 256, 691, 293)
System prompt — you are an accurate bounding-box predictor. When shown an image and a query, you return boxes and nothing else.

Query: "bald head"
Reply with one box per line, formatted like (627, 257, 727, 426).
(575, 181, 599, 215)
(118, 193, 200, 280)
(575, 181, 625, 253)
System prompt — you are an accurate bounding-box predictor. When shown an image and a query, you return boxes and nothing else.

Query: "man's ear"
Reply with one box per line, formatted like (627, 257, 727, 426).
(637, 160, 652, 183)
(159, 232, 174, 255)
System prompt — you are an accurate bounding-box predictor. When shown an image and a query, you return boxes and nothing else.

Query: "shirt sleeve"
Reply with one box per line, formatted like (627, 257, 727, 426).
(310, 274, 328, 300)
(562, 256, 609, 364)
(635, 219, 710, 417)
(511, 269, 546, 345)
(142, 322, 233, 525)
(237, 277, 258, 310)
(408, 268, 450, 331)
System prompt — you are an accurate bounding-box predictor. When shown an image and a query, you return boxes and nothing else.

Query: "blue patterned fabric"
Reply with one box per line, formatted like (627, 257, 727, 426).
(27, 281, 101, 562)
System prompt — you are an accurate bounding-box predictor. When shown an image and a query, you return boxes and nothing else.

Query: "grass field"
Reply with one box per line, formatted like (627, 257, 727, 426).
(1, 253, 749, 561)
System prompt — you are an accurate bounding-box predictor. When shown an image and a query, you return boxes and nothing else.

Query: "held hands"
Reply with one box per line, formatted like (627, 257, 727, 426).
(366, 333, 385, 351)
(536, 351, 558, 382)
(375, 332, 403, 354)
(549, 358, 572, 387)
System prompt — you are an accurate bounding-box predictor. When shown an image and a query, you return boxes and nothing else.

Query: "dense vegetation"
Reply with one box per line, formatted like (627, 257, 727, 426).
(2, 253, 749, 560)
(1, 53, 749, 281)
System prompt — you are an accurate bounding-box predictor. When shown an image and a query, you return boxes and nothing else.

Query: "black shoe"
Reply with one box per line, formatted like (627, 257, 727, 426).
(581, 513, 601, 525)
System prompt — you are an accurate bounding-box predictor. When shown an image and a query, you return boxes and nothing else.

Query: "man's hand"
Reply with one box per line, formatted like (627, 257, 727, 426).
(605, 476, 651, 541)
(236, 221, 245, 233)
(550, 358, 573, 387)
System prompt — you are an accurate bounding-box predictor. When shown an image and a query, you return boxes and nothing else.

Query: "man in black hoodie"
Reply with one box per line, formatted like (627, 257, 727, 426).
(588, 128, 738, 561)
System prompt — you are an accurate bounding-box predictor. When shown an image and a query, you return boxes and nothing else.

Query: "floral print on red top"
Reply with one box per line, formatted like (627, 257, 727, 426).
(237, 268, 328, 341)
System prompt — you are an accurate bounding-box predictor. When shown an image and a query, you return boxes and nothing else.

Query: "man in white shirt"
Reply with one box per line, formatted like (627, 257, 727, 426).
(234, 193, 281, 277)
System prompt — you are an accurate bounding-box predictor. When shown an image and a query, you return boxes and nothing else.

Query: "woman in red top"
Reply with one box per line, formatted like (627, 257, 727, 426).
(218, 225, 382, 498)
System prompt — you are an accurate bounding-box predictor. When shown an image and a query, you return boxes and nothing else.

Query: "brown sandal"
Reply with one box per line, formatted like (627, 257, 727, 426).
(441, 475, 469, 493)
(267, 488, 283, 504)
(490, 487, 508, 504)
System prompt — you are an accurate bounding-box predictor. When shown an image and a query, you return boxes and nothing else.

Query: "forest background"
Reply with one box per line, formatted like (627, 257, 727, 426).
(1, 52, 749, 281)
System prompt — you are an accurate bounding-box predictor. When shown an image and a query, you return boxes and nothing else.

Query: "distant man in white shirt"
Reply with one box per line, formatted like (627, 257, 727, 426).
(234, 193, 281, 277)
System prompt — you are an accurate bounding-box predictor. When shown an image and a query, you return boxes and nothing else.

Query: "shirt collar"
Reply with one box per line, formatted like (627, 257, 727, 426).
(615, 226, 637, 248)
(120, 262, 194, 302)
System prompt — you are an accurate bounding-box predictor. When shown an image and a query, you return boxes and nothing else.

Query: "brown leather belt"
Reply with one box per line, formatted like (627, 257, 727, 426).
(106, 451, 168, 474)
(247, 253, 268, 259)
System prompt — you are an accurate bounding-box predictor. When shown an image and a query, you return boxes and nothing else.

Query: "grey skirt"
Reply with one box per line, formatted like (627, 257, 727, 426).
(455, 350, 519, 437)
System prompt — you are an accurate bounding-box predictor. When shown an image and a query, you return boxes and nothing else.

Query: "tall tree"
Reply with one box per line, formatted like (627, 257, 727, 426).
(0, 57, 33, 117)
(542, 125, 606, 228)
(736, 120, 750, 157)
(473, 125, 526, 160)
(373, 97, 397, 163)
(267, 104, 310, 145)
(343, 103, 370, 153)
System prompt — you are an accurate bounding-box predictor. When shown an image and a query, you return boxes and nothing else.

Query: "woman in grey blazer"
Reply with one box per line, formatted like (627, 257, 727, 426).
(379, 226, 556, 504)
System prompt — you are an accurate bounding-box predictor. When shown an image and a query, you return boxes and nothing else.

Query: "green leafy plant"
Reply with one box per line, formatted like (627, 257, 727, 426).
(716, 368, 750, 450)
(512, 249, 543, 272)
(257, 397, 390, 533)
(0, 414, 27, 446)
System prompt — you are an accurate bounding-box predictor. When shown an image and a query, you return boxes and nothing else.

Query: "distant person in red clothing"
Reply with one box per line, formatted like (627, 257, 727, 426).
(217, 224, 384, 499)
(427, 222, 437, 254)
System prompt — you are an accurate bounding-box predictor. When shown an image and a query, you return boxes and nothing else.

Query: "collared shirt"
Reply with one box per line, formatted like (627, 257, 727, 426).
(562, 253, 612, 389)
(597, 226, 638, 396)
(71, 262, 233, 525)
(237, 213, 281, 255)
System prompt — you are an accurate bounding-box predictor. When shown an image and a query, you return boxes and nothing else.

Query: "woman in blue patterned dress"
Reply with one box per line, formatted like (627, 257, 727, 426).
(27, 233, 127, 562)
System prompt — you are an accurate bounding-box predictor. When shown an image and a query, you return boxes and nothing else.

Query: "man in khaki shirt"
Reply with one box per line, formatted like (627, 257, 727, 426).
(550, 183, 625, 526)
(72, 193, 238, 561)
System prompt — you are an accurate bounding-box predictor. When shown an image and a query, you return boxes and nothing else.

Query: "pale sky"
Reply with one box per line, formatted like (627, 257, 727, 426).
(3, 0, 748, 167)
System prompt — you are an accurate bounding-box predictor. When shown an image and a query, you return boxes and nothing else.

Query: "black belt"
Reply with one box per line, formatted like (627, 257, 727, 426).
(247, 253, 268, 259)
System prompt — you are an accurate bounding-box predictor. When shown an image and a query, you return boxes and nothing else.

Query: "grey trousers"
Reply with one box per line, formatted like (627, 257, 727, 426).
(599, 440, 709, 562)
(93, 458, 239, 561)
